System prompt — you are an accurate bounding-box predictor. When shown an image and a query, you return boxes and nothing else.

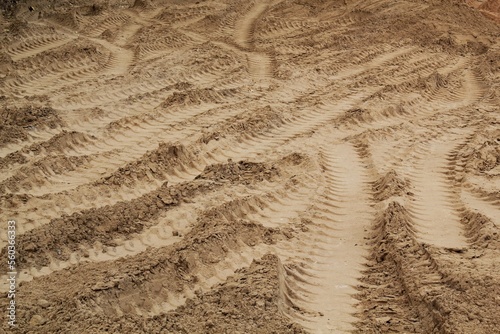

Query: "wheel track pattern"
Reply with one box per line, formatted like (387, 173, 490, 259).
(3, 43, 478, 240)
(353, 168, 424, 333)
(277, 143, 374, 333)
(444, 133, 500, 248)
(0, 103, 265, 229)
(0, 178, 305, 290)
(84, 13, 132, 37)
(3, 91, 247, 200)
(1, 158, 310, 318)
(405, 135, 473, 250)
(6, 34, 76, 61)
(0, 156, 287, 262)
(2, 0, 500, 332)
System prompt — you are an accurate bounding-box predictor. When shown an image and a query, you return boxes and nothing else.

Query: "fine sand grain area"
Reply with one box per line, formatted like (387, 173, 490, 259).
(0, 0, 499, 333)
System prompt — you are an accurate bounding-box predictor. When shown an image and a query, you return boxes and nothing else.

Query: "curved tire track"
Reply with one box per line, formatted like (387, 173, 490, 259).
(278, 143, 374, 333)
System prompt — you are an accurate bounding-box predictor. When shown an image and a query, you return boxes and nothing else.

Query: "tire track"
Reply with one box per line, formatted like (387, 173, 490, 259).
(354, 168, 424, 333)
(406, 138, 469, 249)
(328, 46, 417, 81)
(233, 0, 274, 84)
(30, 86, 364, 209)
(88, 37, 134, 76)
(2, 185, 261, 288)
(3, 44, 472, 238)
(0, 157, 310, 318)
(277, 143, 374, 333)
(84, 13, 132, 38)
(6, 34, 77, 61)
(206, 90, 373, 162)
(55, 52, 239, 110)
(1, 101, 262, 228)
(0, 158, 283, 265)
(460, 189, 500, 227)
(234, 1, 268, 49)
(2, 0, 500, 332)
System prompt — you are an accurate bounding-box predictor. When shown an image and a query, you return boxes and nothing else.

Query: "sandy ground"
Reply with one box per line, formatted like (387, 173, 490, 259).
(0, 0, 499, 333)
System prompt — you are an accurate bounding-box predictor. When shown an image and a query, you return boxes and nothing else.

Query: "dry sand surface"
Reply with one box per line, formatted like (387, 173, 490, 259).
(0, 0, 499, 333)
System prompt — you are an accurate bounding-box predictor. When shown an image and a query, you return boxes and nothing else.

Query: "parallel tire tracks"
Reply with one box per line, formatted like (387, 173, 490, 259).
(1, 0, 499, 333)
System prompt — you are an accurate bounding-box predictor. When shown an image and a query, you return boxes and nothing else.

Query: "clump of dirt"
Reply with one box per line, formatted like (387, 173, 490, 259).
(418, 71, 449, 90)
(278, 152, 308, 167)
(371, 201, 416, 246)
(0, 105, 63, 146)
(2, 184, 296, 331)
(468, 140, 500, 173)
(161, 87, 238, 108)
(467, 137, 500, 173)
(96, 142, 194, 186)
(360, 199, 500, 333)
(197, 160, 280, 184)
(344, 108, 366, 120)
(83, 217, 284, 317)
(199, 106, 285, 144)
(52, 41, 109, 63)
(0, 193, 31, 210)
(1, 105, 61, 128)
(11, 178, 215, 267)
(355, 261, 423, 333)
(0, 151, 28, 170)
(100, 28, 117, 41)
(173, 81, 193, 91)
(459, 128, 500, 174)
(0, 154, 91, 193)
(356, 201, 423, 332)
(0, 125, 29, 147)
(3, 253, 305, 333)
(132, 0, 154, 10)
(372, 170, 412, 201)
(461, 209, 500, 248)
(0, 52, 13, 73)
(337, 107, 375, 125)
(148, 254, 307, 334)
(84, 3, 107, 15)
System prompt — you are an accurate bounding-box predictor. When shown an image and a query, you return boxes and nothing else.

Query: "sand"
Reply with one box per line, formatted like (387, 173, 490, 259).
(0, 0, 499, 333)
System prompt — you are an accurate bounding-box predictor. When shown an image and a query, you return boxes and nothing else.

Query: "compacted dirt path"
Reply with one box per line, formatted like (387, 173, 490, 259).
(0, 0, 499, 333)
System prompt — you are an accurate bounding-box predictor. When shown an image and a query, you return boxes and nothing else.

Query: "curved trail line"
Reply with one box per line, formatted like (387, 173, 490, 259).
(7, 34, 77, 61)
(461, 189, 500, 226)
(88, 37, 134, 75)
(279, 143, 373, 333)
(233, 1, 273, 84)
(407, 139, 468, 249)
(234, 2, 268, 48)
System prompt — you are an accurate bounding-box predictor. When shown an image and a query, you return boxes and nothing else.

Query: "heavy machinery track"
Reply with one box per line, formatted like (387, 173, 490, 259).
(1, 0, 499, 333)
